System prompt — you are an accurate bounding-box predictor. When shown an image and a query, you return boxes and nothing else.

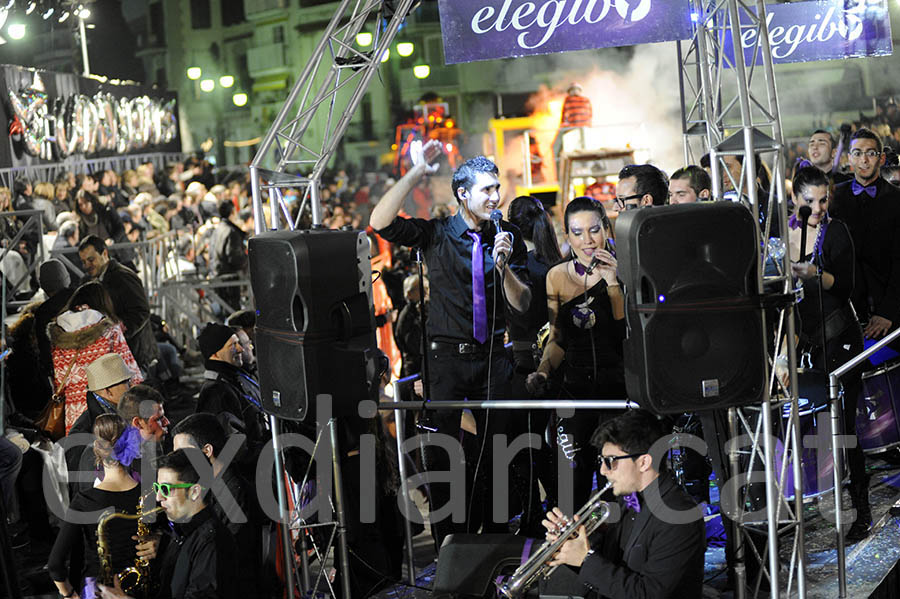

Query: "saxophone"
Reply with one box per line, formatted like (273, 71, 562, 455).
(97, 491, 165, 599)
(497, 482, 613, 598)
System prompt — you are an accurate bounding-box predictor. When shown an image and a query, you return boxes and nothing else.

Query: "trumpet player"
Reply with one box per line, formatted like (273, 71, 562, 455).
(542, 410, 705, 599)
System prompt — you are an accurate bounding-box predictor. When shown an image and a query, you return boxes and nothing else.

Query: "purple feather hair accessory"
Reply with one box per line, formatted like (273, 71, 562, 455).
(112, 425, 142, 467)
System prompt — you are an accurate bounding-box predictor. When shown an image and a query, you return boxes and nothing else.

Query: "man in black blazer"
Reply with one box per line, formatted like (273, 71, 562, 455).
(543, 410, 706, 599)
(831, 127, 900, 342)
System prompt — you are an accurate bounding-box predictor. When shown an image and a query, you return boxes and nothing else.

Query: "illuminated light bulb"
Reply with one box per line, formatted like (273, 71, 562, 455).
(25, 2, 35, 15)
(232, 93, 248, 107)
(219, 75, 234, 88)
(186, 67, 202, 80)
(8, 23, 25, 39)
(200, 79, 215, 92)
(356, 32, 372, 47)
(380, 48, 390, 62)
(413, 65, 430, 79)
(396, 42, 414, 57)
(59, 11, 70, 22)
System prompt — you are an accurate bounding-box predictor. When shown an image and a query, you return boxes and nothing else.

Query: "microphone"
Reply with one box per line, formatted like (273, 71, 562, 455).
(490, 209, 507, 268)
(798, 205, 812, 263)
(584, 256, 601, 275)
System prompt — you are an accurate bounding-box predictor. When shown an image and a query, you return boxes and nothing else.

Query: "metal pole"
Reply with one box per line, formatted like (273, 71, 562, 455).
(829, 326, 900, 597)
(728, 408, 745, 599)
(269, 415, 296, 598)
(378, 399, 635, 411)
(392, 390, 417, 585)
(329, 418, 353, 599)
(77, 16, 90, 76)
(829, 373, 847, 597)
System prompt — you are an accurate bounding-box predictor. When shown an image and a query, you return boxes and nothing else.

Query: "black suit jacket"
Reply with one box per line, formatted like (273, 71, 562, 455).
(831, 177, 900, 323)
(577, 472, 706, 599)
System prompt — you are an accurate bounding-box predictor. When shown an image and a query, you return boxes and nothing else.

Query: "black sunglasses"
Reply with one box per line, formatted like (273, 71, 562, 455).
(615, 194, 643, 209)
(598, 452, 643, 470)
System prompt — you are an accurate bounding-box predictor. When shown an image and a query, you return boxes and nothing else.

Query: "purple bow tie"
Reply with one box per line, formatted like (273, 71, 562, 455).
(623, 492, 641, 513)
(852, 180, 877, 198)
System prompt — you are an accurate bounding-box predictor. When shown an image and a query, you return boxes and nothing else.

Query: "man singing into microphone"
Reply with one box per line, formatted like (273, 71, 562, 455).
(370, 140, 531, 549)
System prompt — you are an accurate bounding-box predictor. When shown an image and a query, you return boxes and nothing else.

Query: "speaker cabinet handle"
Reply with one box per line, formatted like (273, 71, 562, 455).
(337, 301, 352, 341)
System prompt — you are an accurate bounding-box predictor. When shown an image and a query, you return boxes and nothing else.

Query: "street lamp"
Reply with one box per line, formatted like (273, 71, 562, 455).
(200, 79, 215, 92)
(219, 75, 234, 88)
(7, 22, 24, 40)
(77, 7, 90, 75)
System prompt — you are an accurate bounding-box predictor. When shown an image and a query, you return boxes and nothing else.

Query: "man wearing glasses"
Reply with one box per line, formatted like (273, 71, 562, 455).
(831, 127, 900, 341)
(614, 164, 668, 211)
(99, 449, 238, 599)
(542, 410, 705, 599)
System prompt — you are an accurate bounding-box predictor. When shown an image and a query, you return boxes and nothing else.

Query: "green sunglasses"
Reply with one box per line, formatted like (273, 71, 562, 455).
(153, 482, 196, 497)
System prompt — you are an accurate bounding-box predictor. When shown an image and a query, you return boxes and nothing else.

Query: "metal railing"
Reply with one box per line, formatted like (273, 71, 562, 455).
(0, 152, 186, 189)
(0, 210, 47, 309)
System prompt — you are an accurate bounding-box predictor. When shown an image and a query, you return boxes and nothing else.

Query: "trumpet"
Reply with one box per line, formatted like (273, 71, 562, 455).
(97, 491, 165, 599)
(497, 482, 613, 598)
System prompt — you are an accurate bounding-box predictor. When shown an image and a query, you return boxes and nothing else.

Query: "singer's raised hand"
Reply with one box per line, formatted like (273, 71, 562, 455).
(410, 139, 443, 174)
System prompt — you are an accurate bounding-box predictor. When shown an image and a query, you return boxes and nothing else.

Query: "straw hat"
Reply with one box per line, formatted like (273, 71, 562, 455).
(85, 353, 132, 391)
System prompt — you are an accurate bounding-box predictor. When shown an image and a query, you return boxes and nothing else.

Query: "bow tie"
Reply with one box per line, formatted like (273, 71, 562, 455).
(852, 180, 877, 198)
(623, 492, 641, 513)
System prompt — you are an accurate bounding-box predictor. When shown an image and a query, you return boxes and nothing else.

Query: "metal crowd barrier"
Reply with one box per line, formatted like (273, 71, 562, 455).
(0, 210, 46, 309)
(0, 152, 186, 189)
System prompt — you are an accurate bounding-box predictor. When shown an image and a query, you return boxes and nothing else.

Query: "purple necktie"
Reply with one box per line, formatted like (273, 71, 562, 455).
(467, 230, 488, 343)
(623, 492, 641, 513)
(852, 180, 877, 198)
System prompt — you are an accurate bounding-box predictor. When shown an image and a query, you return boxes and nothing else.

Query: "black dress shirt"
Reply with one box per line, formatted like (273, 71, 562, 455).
(158, 506, 238, 599)
(577, 472, 706, 599)
(830, 177, 900, 323)
(376, 212, 529, 343)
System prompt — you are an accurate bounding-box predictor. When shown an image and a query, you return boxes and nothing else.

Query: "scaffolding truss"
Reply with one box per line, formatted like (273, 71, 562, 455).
(678, 1, 808, 598)
(249, 0, 419, 232)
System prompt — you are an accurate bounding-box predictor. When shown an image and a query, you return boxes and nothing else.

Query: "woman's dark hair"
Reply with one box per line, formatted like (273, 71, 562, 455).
(65, 280, 119, 321)
(563, 196, 610, 234)
(93, 413, 128, 466)
(791, 166, 831, 199)
(508, 195, 562, 265)
(74, 189, 100, 216)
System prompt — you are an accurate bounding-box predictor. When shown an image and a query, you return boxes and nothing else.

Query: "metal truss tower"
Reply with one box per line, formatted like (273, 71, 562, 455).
(249, 0, 419, 231)
(678, 1, 810, 598)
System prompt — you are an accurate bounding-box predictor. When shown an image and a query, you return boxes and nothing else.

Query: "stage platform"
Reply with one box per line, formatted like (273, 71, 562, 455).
(376, 457, 900, 599)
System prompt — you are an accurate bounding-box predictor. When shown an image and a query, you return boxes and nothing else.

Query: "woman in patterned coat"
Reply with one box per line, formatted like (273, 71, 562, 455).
(47, 281, 141, 432)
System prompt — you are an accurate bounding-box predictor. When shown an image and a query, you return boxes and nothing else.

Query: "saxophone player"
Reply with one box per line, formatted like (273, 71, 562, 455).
(99, 449, 238, 599)
(542, 410, 706, 599)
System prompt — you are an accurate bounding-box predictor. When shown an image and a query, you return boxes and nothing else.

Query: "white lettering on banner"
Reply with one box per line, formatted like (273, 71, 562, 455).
(738, 6, 867, 61)
(468, 0, 652, 50)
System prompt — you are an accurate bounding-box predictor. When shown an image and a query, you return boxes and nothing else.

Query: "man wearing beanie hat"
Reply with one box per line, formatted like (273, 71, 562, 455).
(34, 259, 75, 378)
(195, 323, 266, 476)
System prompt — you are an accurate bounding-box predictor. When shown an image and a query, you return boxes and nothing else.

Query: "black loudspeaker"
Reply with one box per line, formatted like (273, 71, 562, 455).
(433, 534, 528, 599)
(248, 229, 378, 421)
(616, 202, 766, 414)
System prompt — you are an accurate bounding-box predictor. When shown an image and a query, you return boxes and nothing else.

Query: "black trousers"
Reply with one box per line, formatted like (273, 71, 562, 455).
(422, 348, 512, 551)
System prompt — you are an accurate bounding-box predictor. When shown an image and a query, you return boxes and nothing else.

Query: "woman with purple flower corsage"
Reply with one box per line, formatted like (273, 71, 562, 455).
(49, 415, 146, 599)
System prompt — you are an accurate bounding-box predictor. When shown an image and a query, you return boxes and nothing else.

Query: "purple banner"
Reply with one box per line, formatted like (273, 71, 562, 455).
(436, 0, 694, 65)
(723, 0, 892, 66)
